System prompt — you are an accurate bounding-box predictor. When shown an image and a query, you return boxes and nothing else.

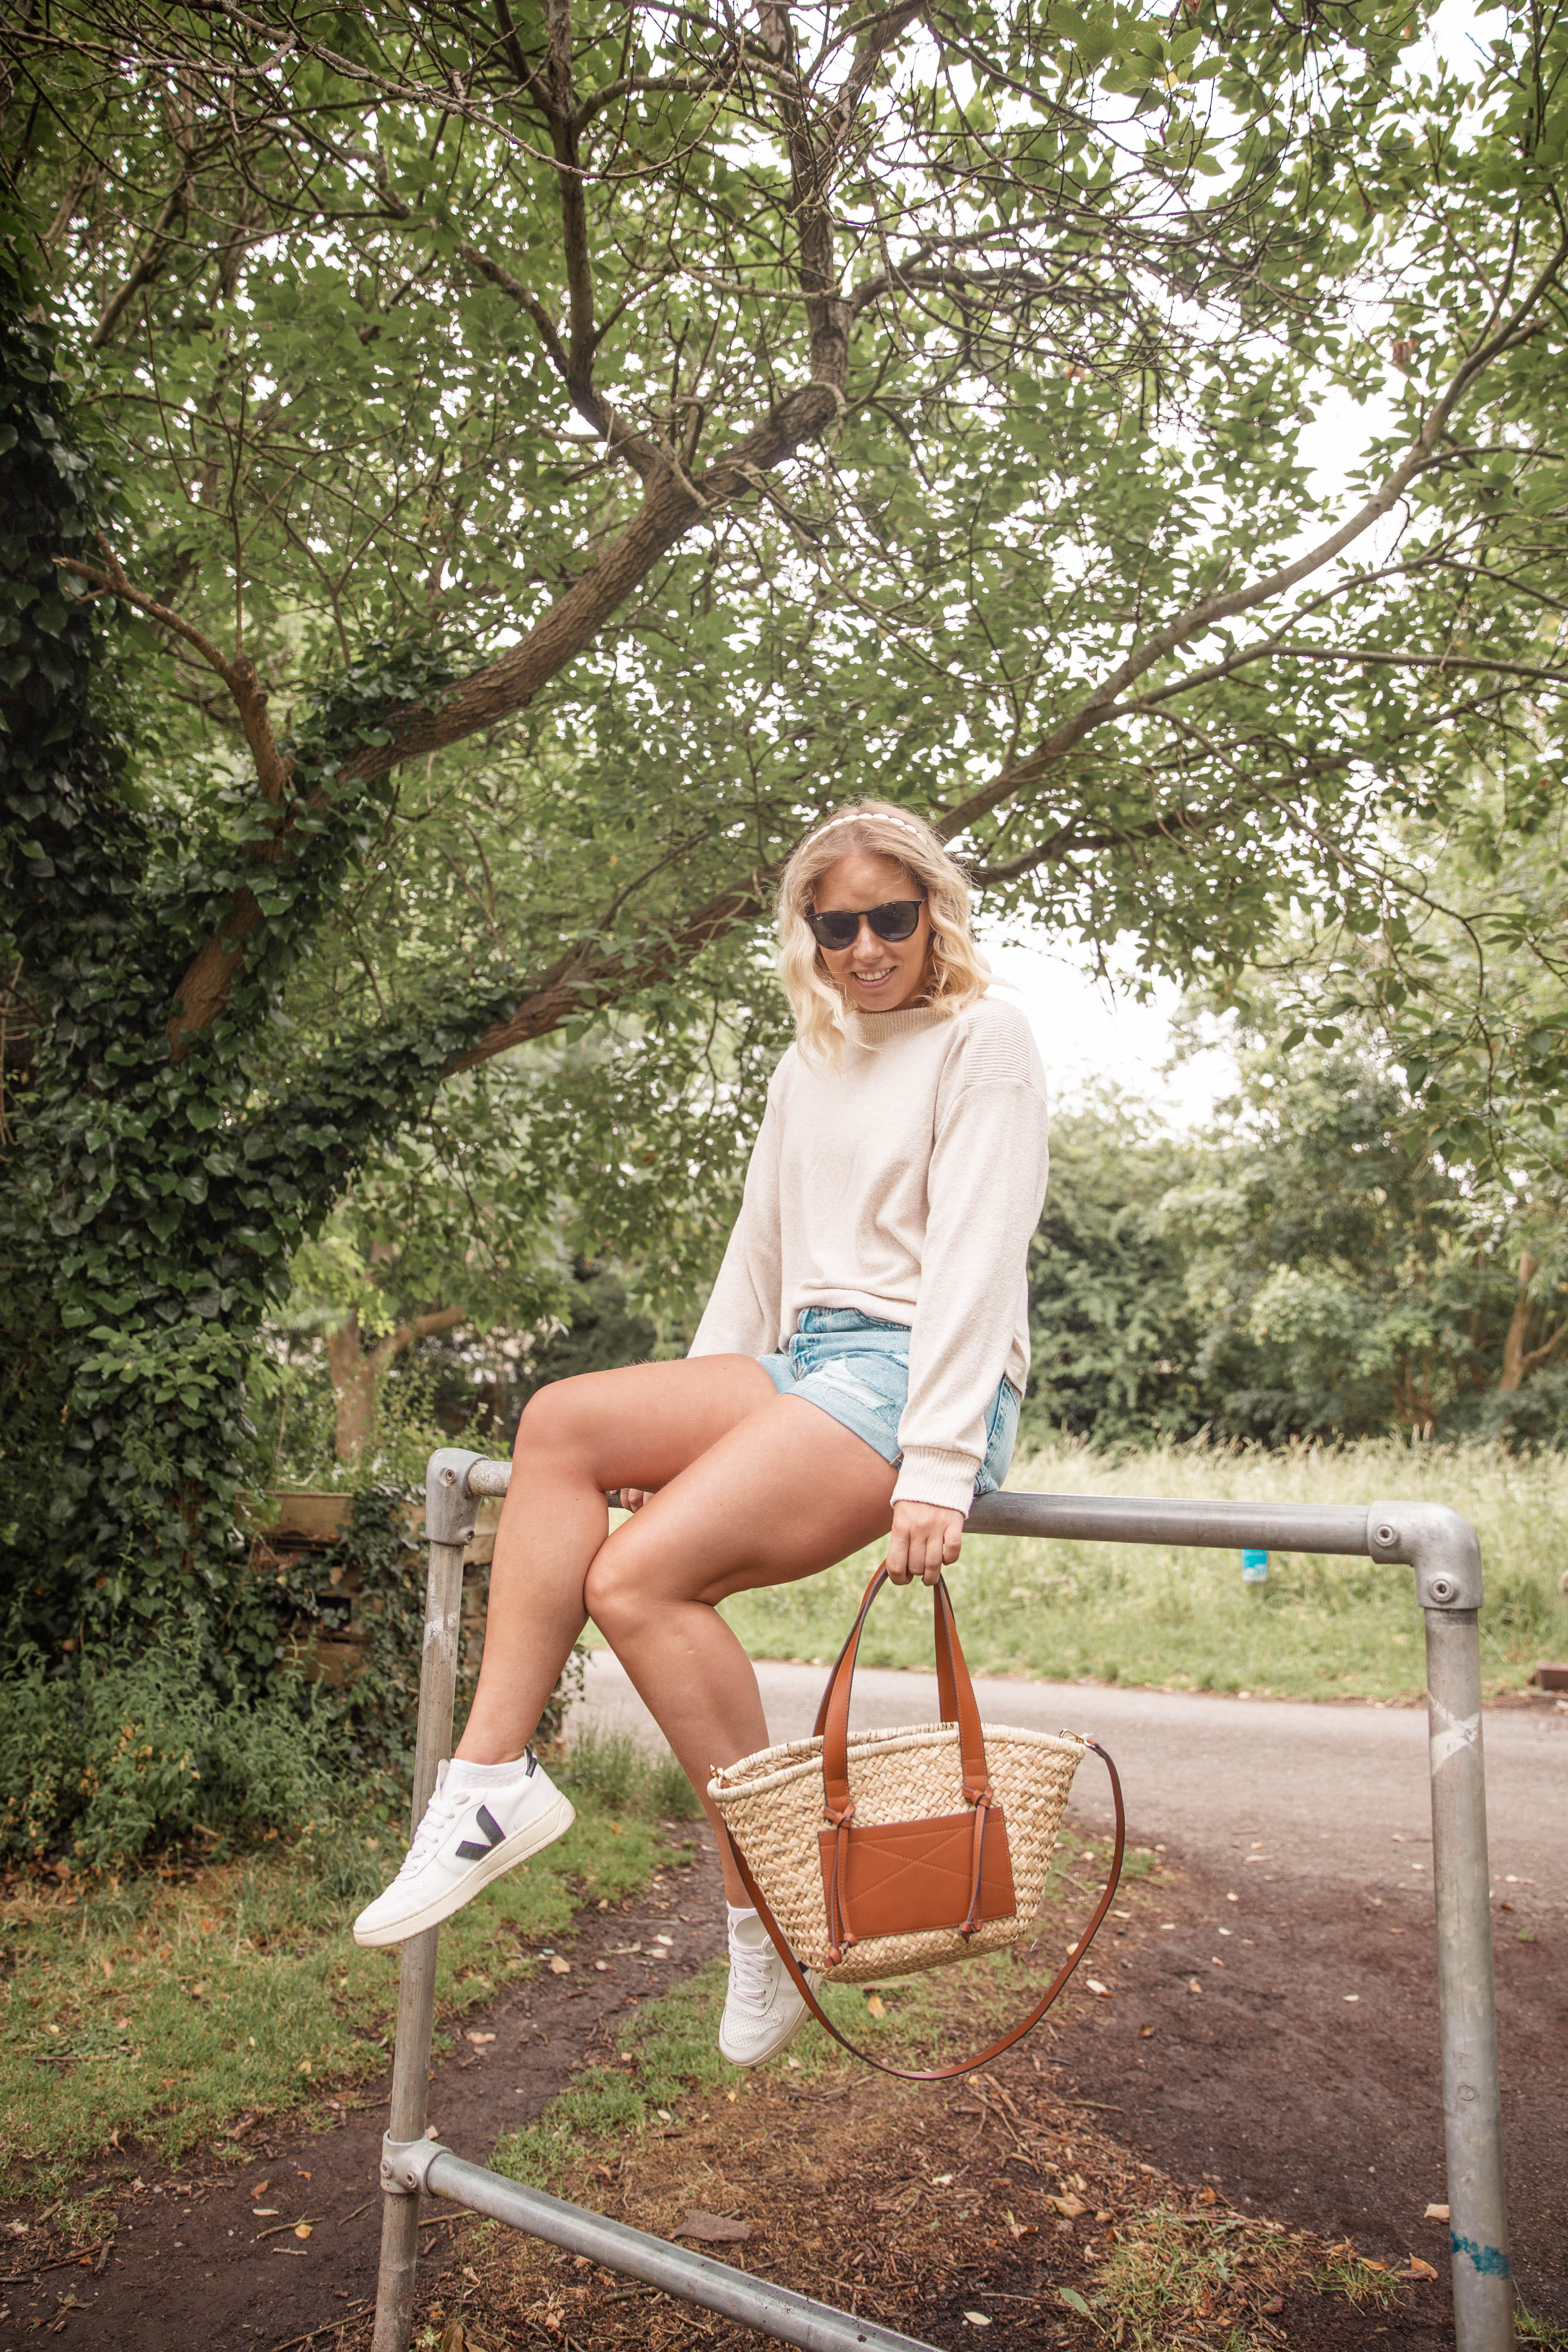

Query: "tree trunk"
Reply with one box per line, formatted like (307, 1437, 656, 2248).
(1498, 1252, 1540, 1393)
(1495, 1251, 1568, 1392)
(326, 1312, 376, 1462)
(325, 1305, 465, 1462)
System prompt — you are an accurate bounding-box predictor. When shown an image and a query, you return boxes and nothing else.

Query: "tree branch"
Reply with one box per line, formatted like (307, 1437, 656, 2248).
(366, 1302, 464, 1376)
(90, 158, 196, 348)
(935, 230, 1568, 844)
(55, 536, 294, 805)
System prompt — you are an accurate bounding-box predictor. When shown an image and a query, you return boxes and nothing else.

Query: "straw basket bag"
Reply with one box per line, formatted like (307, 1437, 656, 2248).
(710, 1564, 1124, 2080)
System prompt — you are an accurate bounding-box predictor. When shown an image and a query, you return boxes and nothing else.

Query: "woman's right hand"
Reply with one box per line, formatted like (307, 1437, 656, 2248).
(617, 1487, 655, 1512)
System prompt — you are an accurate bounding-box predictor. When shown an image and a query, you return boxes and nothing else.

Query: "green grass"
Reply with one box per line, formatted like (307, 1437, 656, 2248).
(0, 1744, 694, 2203)
(493, 1820, 1156, 2186)
(706, 1435, 1568, 1702)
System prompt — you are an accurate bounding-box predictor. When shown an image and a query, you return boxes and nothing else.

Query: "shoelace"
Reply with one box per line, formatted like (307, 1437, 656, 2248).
(389, 1786, 469, 1885)
(727, 1930, 779, 2010)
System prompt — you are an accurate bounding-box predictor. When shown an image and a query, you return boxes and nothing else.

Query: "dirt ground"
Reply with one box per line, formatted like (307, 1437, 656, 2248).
(0, 1815, 1558, 2350)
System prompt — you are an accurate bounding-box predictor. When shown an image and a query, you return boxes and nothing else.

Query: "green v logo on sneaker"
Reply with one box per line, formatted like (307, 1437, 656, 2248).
(456, 1804, 506, 1860)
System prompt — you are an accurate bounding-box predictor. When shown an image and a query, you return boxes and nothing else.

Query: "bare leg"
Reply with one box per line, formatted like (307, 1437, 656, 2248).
(583, 1403, 897, 1902)
(455, 1358, 897, 1904)
(457, 1355, 782, 1767)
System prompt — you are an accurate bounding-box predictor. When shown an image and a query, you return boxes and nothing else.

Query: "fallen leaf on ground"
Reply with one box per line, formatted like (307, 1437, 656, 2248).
(1138, 2024, 1155, 2038)
(1048, 2194, 1086, 2218)
(675, 2211, 751, 2243)
(1187, 1978, 1203, 1993)
(1085, 1979, 1111, 1997)
(1404, 2256, 1439, 2280)
(548, 1956, 570, 1975)
(962, 2315, 992, 2327)
(1260, 2296, 1284, 2315)
(866, 1993, 886, 2016)
(1424, 2203, 1450, 2221)
(294, 2223, 312, 2241)
(466, 2031, 496, 2045)
(1058, 2288, 1092, 2316)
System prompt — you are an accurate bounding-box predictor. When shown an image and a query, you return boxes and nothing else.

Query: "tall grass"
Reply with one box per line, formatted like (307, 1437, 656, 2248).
(717, 1436, 1568, 1700)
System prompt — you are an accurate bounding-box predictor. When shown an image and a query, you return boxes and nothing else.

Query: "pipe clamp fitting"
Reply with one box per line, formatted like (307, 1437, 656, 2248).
(381, 2132, 451, 2196)
(1366, 1502, 1484, 1611)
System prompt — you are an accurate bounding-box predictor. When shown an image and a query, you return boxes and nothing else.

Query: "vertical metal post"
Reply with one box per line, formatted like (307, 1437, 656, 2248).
(1425, 1609, 1513, 2352)
(372, 1449, 482, 2352)
(1370, 1502, 1513, 2352)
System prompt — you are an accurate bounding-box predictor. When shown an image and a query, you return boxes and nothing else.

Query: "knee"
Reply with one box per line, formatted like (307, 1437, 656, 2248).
(515, 1375, 596, 1461)
(583, 1537, 655, 1641)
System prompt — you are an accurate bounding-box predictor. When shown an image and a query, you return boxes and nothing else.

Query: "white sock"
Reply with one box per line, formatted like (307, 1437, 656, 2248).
(446, 1755, 532, 1795)
(727, 1903, 759, 1936)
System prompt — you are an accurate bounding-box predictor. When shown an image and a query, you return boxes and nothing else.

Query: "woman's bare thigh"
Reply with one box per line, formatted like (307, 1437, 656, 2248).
(512, 1352, 780, 1494)
(584, 1392, 898, 1621)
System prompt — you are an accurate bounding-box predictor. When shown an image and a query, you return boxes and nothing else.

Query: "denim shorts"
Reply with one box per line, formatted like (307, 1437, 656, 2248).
(760, 1307, 1020, 1495)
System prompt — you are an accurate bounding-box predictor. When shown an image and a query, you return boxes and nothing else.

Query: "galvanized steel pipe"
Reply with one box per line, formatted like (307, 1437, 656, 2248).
(368, 1454, 1514, 2352)
(1425, 1609, 1513, 2352)
(370, 1451, 478, 2352)
(424, 2148, 941, 2351)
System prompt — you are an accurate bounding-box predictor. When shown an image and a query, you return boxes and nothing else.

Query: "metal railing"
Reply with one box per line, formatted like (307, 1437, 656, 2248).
(370, 1449, 1513, 2352)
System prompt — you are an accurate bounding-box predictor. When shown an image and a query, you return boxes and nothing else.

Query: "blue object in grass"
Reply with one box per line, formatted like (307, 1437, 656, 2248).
(1240, 1549, 1269, 1584)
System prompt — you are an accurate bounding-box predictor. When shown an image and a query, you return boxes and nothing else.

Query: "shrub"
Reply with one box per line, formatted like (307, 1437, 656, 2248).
(0, 1624, 339, 1871)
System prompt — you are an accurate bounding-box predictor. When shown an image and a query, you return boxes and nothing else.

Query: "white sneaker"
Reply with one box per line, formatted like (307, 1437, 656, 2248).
(352, 1754, 574, 1949)
(718, 1911, 819, 2067)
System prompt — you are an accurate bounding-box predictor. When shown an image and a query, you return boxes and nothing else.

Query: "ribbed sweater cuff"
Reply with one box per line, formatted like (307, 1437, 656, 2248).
(891, 1447, 980, 1516)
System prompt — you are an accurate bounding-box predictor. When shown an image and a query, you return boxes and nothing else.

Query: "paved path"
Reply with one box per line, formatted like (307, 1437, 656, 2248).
(570, 1651, 1566, 1913)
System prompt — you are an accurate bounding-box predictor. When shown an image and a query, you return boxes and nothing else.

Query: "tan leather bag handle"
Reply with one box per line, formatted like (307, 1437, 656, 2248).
(814, 1566, 991, 1816)
(722, 1736, 1125, 2081)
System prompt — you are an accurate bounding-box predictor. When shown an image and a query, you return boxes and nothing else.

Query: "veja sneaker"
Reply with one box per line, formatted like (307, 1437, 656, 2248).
(352, 1753, 574, 1949)
(718, 1911, 819, 2067)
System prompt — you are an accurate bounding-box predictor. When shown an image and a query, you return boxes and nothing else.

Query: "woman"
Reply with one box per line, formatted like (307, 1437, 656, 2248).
(354, 802, 1050, 2068)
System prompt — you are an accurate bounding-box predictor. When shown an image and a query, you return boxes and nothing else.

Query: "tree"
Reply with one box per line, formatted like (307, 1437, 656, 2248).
(1025, 1090, 1204, 1446)
(1159, 1035, 1500, 1439)
(274, 1018, 774, 1463)
(4, 0, 1568, 1678)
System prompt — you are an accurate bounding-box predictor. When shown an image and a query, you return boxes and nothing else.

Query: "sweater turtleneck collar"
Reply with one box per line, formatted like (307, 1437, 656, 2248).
(844, 1002, 951, 1044)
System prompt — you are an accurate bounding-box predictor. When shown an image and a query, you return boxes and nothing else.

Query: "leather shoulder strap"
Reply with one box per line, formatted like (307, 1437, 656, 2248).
(722, 1738, 1126, 2082)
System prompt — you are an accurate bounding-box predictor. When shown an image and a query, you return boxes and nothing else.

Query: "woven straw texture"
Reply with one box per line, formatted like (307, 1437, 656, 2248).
(710, 1721, 1085, 1984)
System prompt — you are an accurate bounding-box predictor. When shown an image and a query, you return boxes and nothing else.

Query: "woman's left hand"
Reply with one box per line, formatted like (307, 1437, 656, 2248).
(886, 1499, 965, 1587)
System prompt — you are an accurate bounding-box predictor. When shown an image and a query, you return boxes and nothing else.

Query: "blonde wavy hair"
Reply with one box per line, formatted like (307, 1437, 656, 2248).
(776, 802, 991, 1064)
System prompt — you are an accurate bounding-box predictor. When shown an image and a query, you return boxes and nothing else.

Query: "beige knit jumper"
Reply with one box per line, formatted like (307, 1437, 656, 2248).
(688, 994, 1050, 1514)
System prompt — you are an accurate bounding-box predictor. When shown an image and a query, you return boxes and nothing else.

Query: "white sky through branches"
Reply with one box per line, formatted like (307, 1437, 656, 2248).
(983, 0, 1489, 1131)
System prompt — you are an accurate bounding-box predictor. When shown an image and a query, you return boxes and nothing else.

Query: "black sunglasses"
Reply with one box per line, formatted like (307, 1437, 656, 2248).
(806, 898, 926, 951)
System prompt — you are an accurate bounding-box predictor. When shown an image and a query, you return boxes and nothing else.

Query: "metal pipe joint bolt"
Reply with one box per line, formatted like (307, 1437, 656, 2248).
(370, 1452, 1515, 2352)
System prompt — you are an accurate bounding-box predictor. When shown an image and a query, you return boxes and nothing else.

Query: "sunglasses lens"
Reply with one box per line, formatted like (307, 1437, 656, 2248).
(811, 910, 859, 949)
(869, 901, 922, 942)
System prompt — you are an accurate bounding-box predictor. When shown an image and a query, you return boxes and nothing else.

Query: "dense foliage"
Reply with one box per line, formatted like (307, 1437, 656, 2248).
(1027, 1029, 1551, 1448)
(2, 0, 1566, 1854)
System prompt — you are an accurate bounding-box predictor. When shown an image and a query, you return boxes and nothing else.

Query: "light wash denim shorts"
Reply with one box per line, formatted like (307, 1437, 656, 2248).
(760, 1307, 1020, 1495)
